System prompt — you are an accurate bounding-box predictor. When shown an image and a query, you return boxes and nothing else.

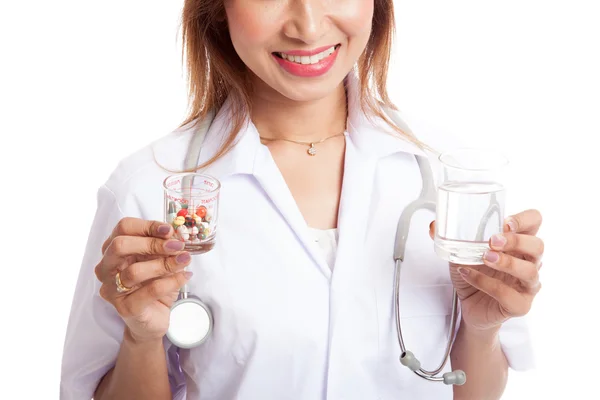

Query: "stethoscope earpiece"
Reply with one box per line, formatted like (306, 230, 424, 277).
(399, 351, 421, 371)
(443, 370, 466, 386)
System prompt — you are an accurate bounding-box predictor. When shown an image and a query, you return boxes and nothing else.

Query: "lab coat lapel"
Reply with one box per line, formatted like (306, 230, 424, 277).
(323, 131, 381, 400)
(252, 143, 333, 279)
(333, 136, 377, 279)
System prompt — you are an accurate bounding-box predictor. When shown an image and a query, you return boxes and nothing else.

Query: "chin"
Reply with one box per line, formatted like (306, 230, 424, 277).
(269, 69, 350, 103)
(277, 82, 340, 102)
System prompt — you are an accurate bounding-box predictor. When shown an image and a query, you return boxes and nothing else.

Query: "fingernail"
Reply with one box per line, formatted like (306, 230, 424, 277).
(505, 218, 517, 232)
(484, 251, 500, 263)
(458, 267, 470, 277)
(491, 234, 506, 249)
(165, 240, 185, 251)
(184, 271, 194, 280)
(158, 224, 171, 235)
(176, 252, 191, 264)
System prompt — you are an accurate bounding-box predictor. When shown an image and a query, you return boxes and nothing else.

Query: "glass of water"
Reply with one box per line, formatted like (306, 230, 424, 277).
(434, 148, 509, 265)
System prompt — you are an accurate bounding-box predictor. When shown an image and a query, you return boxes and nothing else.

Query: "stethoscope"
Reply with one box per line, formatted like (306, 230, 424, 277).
(165, 106, 490, 386)
(392, 153, 466, 386)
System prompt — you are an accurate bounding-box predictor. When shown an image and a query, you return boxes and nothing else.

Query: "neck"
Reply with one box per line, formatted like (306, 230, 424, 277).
(250, 79, 347, 143)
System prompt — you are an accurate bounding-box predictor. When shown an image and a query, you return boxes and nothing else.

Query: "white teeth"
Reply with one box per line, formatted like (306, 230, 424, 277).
(279, 46, 336, 65)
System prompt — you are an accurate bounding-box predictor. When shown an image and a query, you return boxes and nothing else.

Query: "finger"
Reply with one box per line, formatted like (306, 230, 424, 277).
(102, 217, 174, 255)
(95, 255, 131, 284)
(429, 221, 435, 240)
(118, 252, 192, 289)
(482, 250, 540, 290)
(457, 267, 534, 317)
(489, 232, 544, 264)
(504, 209, 543, 235)
(118, 271, 193, 317)
(97, 237, 185, 283)
(105, 235, 186, 260)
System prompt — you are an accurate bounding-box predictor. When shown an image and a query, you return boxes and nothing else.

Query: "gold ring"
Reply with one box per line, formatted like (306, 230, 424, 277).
(115, 272, 132, 293)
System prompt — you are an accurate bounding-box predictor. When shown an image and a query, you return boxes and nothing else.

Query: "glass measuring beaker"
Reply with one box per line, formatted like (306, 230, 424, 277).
(434, 148, 509, 265)
(163, 173, 221, 254)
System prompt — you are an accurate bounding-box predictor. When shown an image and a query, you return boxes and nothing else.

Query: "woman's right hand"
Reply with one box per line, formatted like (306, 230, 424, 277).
(95, 217, 192, 344)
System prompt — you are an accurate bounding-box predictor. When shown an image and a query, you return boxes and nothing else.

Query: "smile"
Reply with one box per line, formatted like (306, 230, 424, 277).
(272, 44, 341, 77)
(273, 44, 340, 65)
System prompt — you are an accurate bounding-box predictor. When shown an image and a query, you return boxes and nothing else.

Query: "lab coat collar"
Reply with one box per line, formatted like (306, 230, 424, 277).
(192, 100, 260, 179)
(344, 69, 427, 159)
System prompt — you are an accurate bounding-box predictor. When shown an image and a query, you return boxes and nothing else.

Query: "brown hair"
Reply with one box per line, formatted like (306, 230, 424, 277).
(176, 0, 424, 171)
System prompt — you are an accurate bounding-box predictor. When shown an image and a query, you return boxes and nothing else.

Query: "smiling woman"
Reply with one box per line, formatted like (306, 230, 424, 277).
(58, 0, 544, 399)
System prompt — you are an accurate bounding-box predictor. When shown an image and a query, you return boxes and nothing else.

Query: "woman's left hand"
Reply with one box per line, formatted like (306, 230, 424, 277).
(430, 209, 544, 332)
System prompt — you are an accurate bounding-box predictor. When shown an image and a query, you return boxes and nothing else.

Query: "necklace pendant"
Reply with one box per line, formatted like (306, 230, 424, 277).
(307, 143, 317, 156)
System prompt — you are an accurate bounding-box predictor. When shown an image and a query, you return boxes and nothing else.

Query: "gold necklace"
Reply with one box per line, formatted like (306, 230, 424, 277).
(259, 132, 345, 156)
(259, 87, 349, 156)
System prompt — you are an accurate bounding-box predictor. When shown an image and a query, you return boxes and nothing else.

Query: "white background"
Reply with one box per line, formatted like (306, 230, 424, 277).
(0, 0, 598, 398)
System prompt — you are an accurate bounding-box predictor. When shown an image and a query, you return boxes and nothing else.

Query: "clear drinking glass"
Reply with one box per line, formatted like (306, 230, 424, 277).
(163, 173, 221, 254)
(434, 148, 509, 265)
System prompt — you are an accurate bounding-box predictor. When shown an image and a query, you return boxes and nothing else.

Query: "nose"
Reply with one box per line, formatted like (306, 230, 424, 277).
(282, 0, 329, 45)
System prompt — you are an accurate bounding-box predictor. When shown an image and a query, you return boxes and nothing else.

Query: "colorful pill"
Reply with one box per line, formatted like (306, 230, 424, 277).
(193, 215, 202, 226)
(176, 225, 190, 241)
(185, 216, 196, 227)
(196, 206, 207, 218)
(173, 216, 185, 226)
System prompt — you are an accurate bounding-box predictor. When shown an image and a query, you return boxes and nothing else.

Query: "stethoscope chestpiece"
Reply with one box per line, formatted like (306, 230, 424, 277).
(166, 296, 213, 349)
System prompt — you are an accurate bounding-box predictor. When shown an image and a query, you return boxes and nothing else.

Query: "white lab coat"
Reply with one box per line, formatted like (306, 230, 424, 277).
(60, 73, 534, 399)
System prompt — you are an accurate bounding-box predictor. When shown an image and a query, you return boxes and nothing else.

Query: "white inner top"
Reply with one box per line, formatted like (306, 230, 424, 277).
(308, 228, 339, 271)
